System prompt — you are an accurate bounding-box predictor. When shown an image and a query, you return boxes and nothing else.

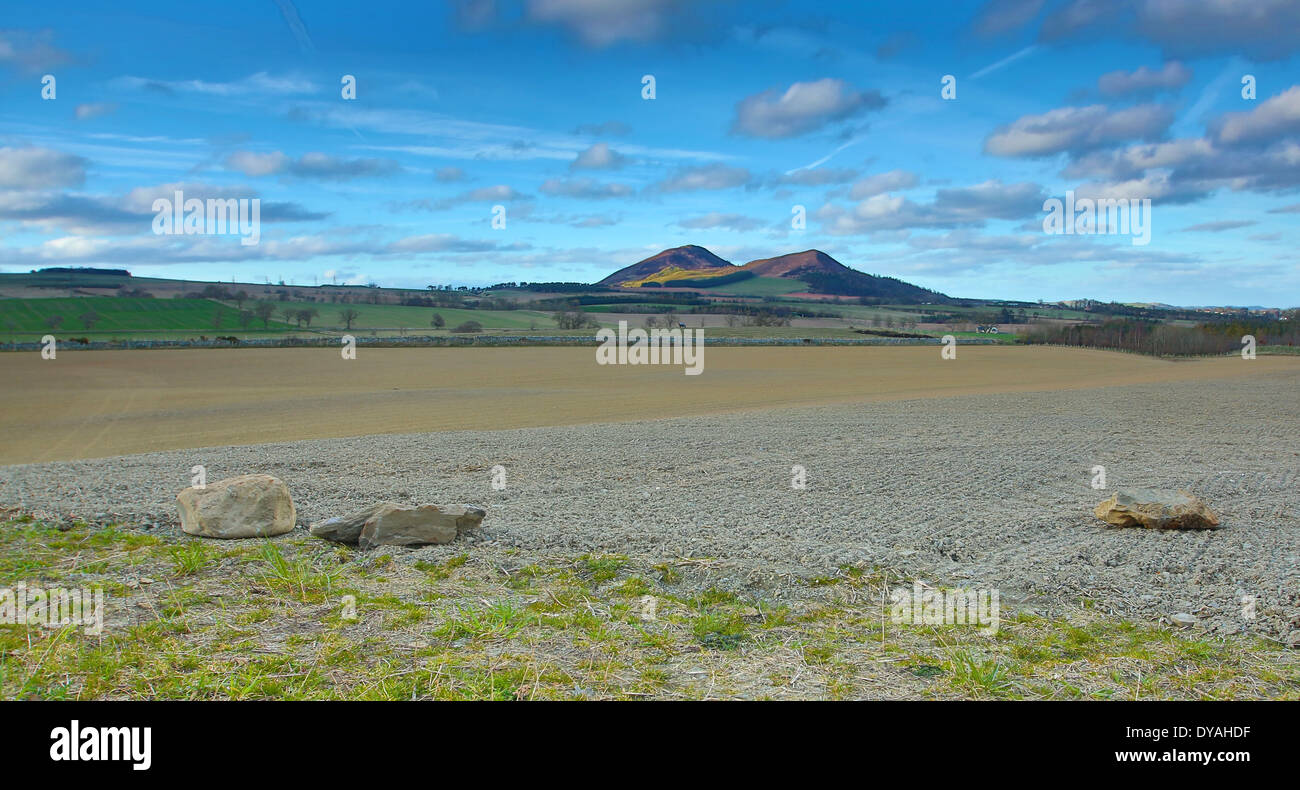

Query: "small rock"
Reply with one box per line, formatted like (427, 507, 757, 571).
(1287, 631, 1300, 650)
(1093, 488, 1219, 530)
(1171, 612, 1197, 628)
(176, 474, 295, 539)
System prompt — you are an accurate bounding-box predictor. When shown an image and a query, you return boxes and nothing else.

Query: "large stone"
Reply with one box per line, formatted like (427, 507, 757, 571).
(310, 502, 486, 548)
(176, 474, 296, 538)
(309, 503, 387, 544)
(358, 503, 486, 550)
(1093, 488, 1219, 530)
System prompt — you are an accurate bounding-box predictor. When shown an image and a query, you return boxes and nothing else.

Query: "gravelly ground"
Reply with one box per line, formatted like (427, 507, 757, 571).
(2, 372, 1298, 641)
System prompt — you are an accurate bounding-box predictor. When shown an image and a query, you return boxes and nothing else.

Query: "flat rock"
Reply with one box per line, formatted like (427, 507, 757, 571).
(310, 502, 485, 549)
(309, 503, 387, 544)
(359, 503, 485, 549)
(1093, 488, 1219, 530)
(176, 474, 296, 539)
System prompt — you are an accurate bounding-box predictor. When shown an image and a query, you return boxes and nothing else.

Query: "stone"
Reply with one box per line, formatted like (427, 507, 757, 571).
(176, 474, 295, 539)
(1286, 631, 1300, 650)
(1171, 612, 1196, 628)
(359, 503, 485, 549)
(310, 502, 486, 549)
(1093, 488, 1219, 530)
(309, 503, 387, 544)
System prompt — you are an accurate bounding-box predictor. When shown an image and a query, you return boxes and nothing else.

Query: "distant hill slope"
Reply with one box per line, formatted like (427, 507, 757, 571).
(596, 245, 733, 286)
(741, 250, 949, 303)
(597, 245, 949, 303)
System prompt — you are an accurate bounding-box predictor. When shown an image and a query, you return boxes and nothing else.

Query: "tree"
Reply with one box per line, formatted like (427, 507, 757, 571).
(234, 290, 249, 309)
(451, 320, 483, 333)
(253, 302, 276, 329)
(297, 307, 319, 327)
(339, 308, 360, 330)
(281, 307, 297, 326)
(79, 310, 100, 330)
(431, 312, 445, 329)
(553, 308, 599, 330)
(238, 310, 253, 330)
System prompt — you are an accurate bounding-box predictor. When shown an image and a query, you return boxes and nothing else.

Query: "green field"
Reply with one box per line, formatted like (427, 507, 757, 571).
(286, 302, 554, 331)
(0, 295, 1039, 344)
(0, 297, 562, 341)
(582, 302, 699, 313)
(0, 296, 290, 335)
(699, 276, 809, 297)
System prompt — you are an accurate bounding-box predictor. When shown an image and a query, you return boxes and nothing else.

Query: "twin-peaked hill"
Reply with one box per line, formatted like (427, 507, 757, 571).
(597, 246, 950, 304)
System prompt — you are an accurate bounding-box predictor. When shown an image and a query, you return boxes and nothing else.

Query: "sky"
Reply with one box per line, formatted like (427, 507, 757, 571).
(0, 0, 1298, 306)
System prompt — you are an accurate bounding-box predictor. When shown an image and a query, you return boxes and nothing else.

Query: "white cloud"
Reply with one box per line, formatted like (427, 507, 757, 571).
(849, 170, 919, 199)
(1098, 61, 1192, 96)
(651, 163, 751, 192)
(527, 0, 678, 46)
(984, 104, 1175, 157)
(0, 146, 86, 190)
(1213, 85, 1300, 146)
(570, 142, 626, 170)
(732, 79, 885, 139)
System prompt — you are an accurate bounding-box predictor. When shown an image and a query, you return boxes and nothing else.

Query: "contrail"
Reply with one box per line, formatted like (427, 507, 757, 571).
(785, 136, 861, 175)
(273, 0, 315, 53)
(970, 44, 1040, 80)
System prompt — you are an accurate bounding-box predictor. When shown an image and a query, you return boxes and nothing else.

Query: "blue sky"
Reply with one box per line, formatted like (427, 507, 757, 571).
(1, 0, 1298, 306)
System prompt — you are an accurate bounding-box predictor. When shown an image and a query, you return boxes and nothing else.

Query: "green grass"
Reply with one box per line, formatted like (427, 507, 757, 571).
(0, 296, 562, 341)
(1, 515, 1296, 700)
(700, 276, 809, 297)
(286, 302, 554, 331)
(0, 296, 293, 335)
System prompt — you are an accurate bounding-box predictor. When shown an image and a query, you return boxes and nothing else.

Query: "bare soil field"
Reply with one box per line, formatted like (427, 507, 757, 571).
(1, 347, 1297, 699)
(1, 346, 1294, 464)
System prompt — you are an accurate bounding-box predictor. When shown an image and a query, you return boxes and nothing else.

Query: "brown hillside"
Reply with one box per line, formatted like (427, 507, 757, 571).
(597, 245, 733, 286)
(740, 250, 847, 277)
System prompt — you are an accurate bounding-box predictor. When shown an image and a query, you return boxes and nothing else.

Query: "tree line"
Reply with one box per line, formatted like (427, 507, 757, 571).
(1022, 318, 1299, 355)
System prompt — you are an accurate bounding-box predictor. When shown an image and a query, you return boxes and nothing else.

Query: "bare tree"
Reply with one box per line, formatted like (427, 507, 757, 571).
(339, 308, 360, 330)
(253, 302, 276, 329)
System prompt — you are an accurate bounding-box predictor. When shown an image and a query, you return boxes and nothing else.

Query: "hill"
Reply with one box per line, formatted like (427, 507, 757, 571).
(597, 246, 950, 303)
(596, 245, 733, 286)
(741, 250, 949, 303)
